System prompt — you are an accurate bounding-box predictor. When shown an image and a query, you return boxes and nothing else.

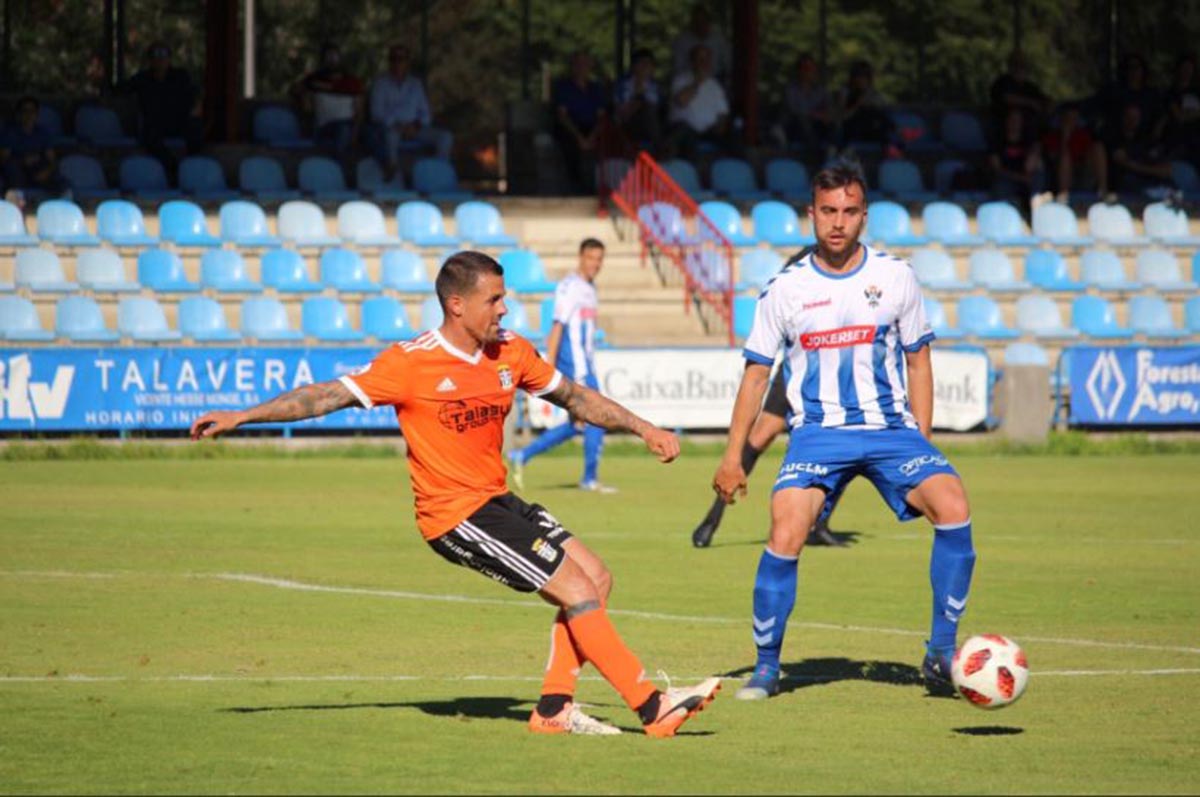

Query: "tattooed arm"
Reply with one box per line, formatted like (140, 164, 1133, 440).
(190, 379, 359, 440)
(543, 378, 680, 462)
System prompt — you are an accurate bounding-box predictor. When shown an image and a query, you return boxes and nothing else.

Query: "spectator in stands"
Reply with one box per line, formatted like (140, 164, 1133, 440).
(119, 41, 203, 170)
(989, 50, 1049, 139)
(369, 44, 453, 175)
(989, 107, 1044, 200)
(775, 52, 832, 158)
(552, 51, 610, 192)
(1041, 103, 1110, 204)
(1159, 54, 1199, 161)
(1098, 53, 1162, 138)
(292, 42, 365, 155)
(615, 49, 663, 153)
(670, 5, 730, 88)
(668, 43, 733, 159)
(0, 96, 63, 195)
(1107, 102, 1173, 194)
(832, 60, 894, 155)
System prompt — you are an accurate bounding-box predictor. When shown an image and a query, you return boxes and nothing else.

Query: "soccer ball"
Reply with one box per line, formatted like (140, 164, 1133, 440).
(951, 634, 1029, 709)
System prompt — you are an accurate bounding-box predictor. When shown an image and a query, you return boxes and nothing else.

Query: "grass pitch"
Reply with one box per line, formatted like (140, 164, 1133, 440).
(1, 445, 1198, 794)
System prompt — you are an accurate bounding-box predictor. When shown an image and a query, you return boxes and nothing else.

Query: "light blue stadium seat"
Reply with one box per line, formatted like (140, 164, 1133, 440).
(1185, 296, 1200, 334)
(319, 247, 381, 293)
(362, 296, 417, 341)
(866, 200, 928, 247)
(74, 105, 135, 148)
(0, 295, 54, 340)
(15, 249, 77, 292)
(685, 247, 731, 292)
(239, 156, 301, 202)
(380, 250, 434, 292)
(957, 295, 1019, 339)
(118, 155, 180, 200)
(891, 109, 941, 152)
(661, 159, 713, 200)
(454, 201, 517, 247)
(977, 201, 1038, 246)
(76, 248, 139, 292)
(419, 295, 444, 329)
(1128, 295, 1187, 339)
(0, 200, 37, 247)
(200, 249, 262, 293)
(878, 159, 937, 202)
(137, 247, 200, 292)
(58, 154, 119, 200)
(752, 200, 814, 247)
(96, 200, 157, 247)
(637, 201, 697, 246)
(36, 200, 100, 246)
(277, 200, 339, 247)
(1025, 249, 1084, 291)
(737, 248, 783, 292)
(118, 297, 181, 342)
(968, 248, 1030, 292)
(179, 156, 239, 202)
(158, 200, 220, 247)
(218, 200, 281, 248)
(1032, 202, 1092, 246)
(1014, 294, 1079, 338)
(733, 295, 756, 340)
(940, 110, 987, 152)
(413, 158, 472, 202)
(764, 158, 810, 202)
(911, 247, 970, 291)
(356, 157, 417, 202)
(252, 105, 312, 148)
(302, 297, 365, 341)
(260, 249, 322, 293)
(55, 295, 118, 342)
(240, 297, 303, 341)
(498, 249, 556, 293)
(1135, 248, 1196, 292)
(298, 157, 358, 202)
(1086, 202, 1149, 246)
(178, 296, 241, 342)
(1004, 341, 1050, 367)
(338, 200, 401, 246)
(398, 200, 460, 247)
(1071, 295, 1133, 338)
(502, 297, 543, 343)
(1142, 201, 1200, 247)
(711, 158, 770, 201)
(699, 200, 756, 246)
(1172, 160, 1200, 199)
(1080, 249, 1141, 291)
(922, 201, 984, 246)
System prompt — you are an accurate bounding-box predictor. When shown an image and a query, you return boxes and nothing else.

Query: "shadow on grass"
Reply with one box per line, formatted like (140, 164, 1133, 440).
(701, 529, 866, 549)
(723, 657, 955, 699)
(220, 695, 530, 723)
(954, 725, 1025, 736)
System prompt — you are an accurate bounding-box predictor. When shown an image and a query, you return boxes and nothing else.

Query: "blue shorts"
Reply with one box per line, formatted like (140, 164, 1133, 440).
(773, 425, 959, 522)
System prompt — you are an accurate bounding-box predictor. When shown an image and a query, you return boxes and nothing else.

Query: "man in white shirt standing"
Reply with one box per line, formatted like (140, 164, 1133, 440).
(369, 44, 453, 174)
(670, 5, 730, 88)
(669, 44, 732, 159)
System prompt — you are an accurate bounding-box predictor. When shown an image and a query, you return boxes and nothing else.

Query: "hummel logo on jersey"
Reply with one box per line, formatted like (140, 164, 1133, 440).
(436, 377, 457, 393)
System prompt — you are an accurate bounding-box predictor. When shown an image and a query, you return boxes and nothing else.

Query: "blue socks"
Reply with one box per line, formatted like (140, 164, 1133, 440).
(751, 547, 799, 672)
(582, 424, 604, 483)
(929, 519, 975, 653)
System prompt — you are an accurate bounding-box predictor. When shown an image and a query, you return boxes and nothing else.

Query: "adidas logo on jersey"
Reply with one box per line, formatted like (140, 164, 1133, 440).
(436, 377, 457, 393)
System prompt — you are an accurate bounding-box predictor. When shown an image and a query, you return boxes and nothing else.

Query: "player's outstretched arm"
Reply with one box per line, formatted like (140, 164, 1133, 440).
(543, 379, 680, 462)
(190, 379, 359, 440)
(713, 362, 772, 504)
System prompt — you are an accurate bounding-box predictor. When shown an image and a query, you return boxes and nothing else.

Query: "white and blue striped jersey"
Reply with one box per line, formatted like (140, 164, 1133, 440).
(552, 273, 599, 379)
(743, 245, 934, 430)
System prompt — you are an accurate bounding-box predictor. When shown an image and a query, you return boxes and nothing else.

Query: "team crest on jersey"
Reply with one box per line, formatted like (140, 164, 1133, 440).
(497, 364, 514, 390)
(864, 284, 883, 308)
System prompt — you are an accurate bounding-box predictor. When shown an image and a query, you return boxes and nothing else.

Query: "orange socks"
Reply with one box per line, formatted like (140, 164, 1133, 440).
(540, 610, 583, 697)
(564, 606, 658, 710)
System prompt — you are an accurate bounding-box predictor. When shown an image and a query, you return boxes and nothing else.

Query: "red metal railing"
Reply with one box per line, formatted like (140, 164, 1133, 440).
(607, 152, 735, 346)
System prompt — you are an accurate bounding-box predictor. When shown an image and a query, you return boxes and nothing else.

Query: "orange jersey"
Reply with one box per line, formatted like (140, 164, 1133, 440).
(340, 329, 562, 539)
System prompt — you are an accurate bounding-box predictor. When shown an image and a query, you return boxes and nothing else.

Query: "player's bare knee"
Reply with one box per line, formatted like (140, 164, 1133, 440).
(768, 524, 806, 557)
(594, 566, 613, 603)
(541, 557, 600, 608)
(930, 483, 970, 526)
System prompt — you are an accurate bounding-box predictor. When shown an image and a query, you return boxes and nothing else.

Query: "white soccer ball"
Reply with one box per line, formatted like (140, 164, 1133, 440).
(951, 634, 1029, 709)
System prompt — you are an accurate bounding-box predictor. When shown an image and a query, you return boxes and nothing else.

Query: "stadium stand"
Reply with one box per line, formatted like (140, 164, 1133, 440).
(1033, 201, 1093, 247)
(637, 202, 696, 246)
(711, 158, 771, 202)
(96, 200, 158, 247)
(137, 247, 200, 292)
(751, 200, 813, 247)
(764, 158, 810, 202)
(239, 156, 302, 202)
(977, 200, 1038, 246)
(922, 201, 985, 247)
(219, 200, 281, 247)
(732, 295, 756, 340)
(1086, 202, 1149, 246)
(1135, 248, 1196, 292)
(362, 296, 417, 341)
(865, 200, 928, 247)
(924, 295, 964, 339)
(700, 200, 756, 246)
(178, 296, 242, 342)
(398, 200, 460, 247)
(939, 110, 988, 152)
(319, 247, 381, 293)
(0, 200, 38, 247)
(252, 104, 312, 149)
(498, 249, 556, 293)
(661, 159, 713, 200)
(413, 158, 473, 202)
(1142, 201, 1200, 246)
(118, 297, 182, 342)
(418, 295, 444, 330)
(74, 104, 136, 148)
(1024, 249, 1085, 292)
(1185, 296, 1200, 334)
(337, 201, 401, 246)
(0, 295, 54, 340)
(968, 248, 1031, 292)
(200, 249, 263, 293)
(878, 159, 937, 202)
(1004, 341, 1050, 367)
(1128, 295, 1188, 339)
(454, 201, 517, 247)
(380, 249, 435, 292)
(957, 295, 1019, 339)
(911, 247, 971, 291)
(736, 248, 783, 292)
(55, 295, 119, 342)
(179, 156, 240, 202)
(158, 200, 221, 247)
(500, 297, 542, 343)
(1080, 249, 1142, 291)
(241, 297, 303, 341)
(15, 249, 77, 292)
(356, 157, 418, 202)
(58, 154, 120, 200)
(260, 248, 322, 293)
(36, 200, 100, 246)
(302, 297, 365, 342)
(1071, 295, 1134, 338)
(119, 155, 181, 201)
(1014, 294, 1080, 339)
(277, 200, 339, 247)
(298, 156, 358, 202)
(76, 248, 140, 292)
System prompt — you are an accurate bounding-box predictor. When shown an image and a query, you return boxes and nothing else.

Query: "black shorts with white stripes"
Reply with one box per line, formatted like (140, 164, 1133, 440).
(428, 493, 574, 593)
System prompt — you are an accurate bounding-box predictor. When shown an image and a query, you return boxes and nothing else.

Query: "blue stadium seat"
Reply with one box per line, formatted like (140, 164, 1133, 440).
(298, 157, 357, 202)
(398, 200, 460, 247)
(178, 296, 242, 342)
(891, 109, 940, 152)
(968, 248, 1030, 291)
(356, 157, 417, 202)
(1128, 295, 1187, 339)
(240, 297, 303, 341)
(1142, 201, 1200, 247)
(137, 247, 200, 292)
(319, 247, 381, 293)
(118, 297, 181, 342)
(1025, 249, 1084, 291)
(1032, 202, 1092, 247)
(733, 295, 756, 340)
(661, 159, 713, 200)
(1185, 296, 1200, 334)
(419, 295, 444, 329)
(699, 200, 756, 246)
(413, 157, 473, 202)
(362, 296, 417, 341)
(252, 105, 312, 148)
(498, 249, 556, 293)
(179, 156, 239, 202)
(711, 158, 770, 201)
(501, 297, 543, 343)
(218, 200, 281, 247)
(1014, 294, 1079, 339)
(58, 154, 119, 200)
(55, 295, 118, 342)
(380, 250, 434, 292)
(751, 200, 814, 247)
(0, 295, 54, 340)
(239, 156, 301, 202)
(922, 202, 984, 247)
(637, 202, 697, 246)
(1080, 249, 1141, 291)
(866, 200, 928, 247)
(302, 297, 365, 341)
(157, 200, 220, 247)
(977, 201, 1038, 246)
(76, 248, 140, 292)
(278, 200, 339, 247)
(878, 159, 937, 202)
(260, 249, 322, 293)
(737, 248, 784, 292)
(764, 158, 810, 202)
(36, 200, 100, 246)
(911, 247, 970, 291)
(96, 200, 157, 247)
(1004, 341, 1050, 367)
(0, 200, 37, 247)
(454, 201, 517, 247)
(685, 247, 731, 292)
(336, 201, 400, 246)
(15, 249, 77, 292)
(1135, 248, 1196, 292)
(118, 155, 180, 201)
(940, 110, 987, 152)
(956, 295, 1019, 339)
(1086, 202, 1149, 246)
(932, 158, 987, 202)
(38, 103, 74, 148)
(74, 105, 135, 148)
(1071, 295, 1133, 338)
(200, 249, 262, 293)
(1172, 160, 1200, 199)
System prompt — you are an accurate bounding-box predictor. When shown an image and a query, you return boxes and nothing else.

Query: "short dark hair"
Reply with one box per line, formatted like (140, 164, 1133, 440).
(579, 237, 605, 254)
(435, 251, 504, 309)
(811, 163, 868, 204)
